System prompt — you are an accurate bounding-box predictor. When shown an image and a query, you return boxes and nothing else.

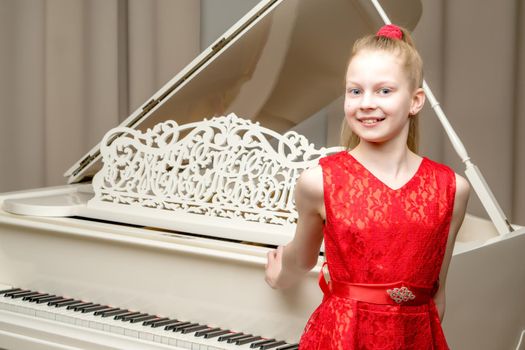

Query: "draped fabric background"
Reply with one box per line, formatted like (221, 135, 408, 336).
(0, 0, 523, 225)
(0, 0, 200, 192)
(416, 0, 524, 226)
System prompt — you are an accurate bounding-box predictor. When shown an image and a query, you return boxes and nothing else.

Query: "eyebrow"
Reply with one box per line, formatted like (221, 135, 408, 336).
(346, 80, 399, 86)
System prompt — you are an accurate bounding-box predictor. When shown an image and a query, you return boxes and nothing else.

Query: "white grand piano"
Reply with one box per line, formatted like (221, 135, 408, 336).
(0, 0, 524, 349)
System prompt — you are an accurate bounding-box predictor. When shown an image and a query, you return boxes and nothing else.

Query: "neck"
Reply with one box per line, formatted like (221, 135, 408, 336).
(350, 137, 416, 175)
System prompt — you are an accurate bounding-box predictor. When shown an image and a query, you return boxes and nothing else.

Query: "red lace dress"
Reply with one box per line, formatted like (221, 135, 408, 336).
(299, 151, 456, 350)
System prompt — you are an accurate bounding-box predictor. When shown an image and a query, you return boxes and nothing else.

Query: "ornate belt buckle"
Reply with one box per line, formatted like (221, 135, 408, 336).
(387, 286, 416, 304)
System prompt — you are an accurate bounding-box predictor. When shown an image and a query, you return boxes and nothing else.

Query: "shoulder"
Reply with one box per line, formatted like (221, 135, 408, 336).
(453, 173, 470, 207)
(296, 166, 323, 202)
(295, 166, 325, 217)
(424, 157, 454, 175)
(296, 150, 347, 199)
(422, 158, 469, 203)
(423, 158, 460, 186)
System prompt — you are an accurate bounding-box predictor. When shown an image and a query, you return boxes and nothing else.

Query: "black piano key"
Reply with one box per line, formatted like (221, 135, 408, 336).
(4, 288, 28, 298)
(76, 303, 99, 312)
(204, 329, 231, 339)
(36, 296, 62, 304)
(151, 319, 180, 328)
(261, 341, 288, 349)
(120, 312, 147, 322)
(228, 334, 253, 344)
(21, 292, 44, 300)
(66, 300, 86, 310)
(14, 291, 40, 299)
(181, 324, 209, 334)
(275, 344, 298, 350)
(81, 305, 109, 314)
(114, 311, 140, 320)
(68, 302, 94, 311)
(30, 294, 54, 302)
(218, 332, 245, 342)
(164, 321, 190, 331)
(133, 315, 159, 324)
(100, 309, 129, 318)
(129, 314, 157, 323)
(93, 307, 119, 316)
(12, 291, 39, 299)
(236, 336, 263, 345)
(50, 298, 76, 307)
(0, 288, 21, 295)
(172, 322, 199, 332)
(24, 293, 49, 301)
(251, 339, 276, 348)
(195, 327, 221, 337)
(142, 317, 169, 326)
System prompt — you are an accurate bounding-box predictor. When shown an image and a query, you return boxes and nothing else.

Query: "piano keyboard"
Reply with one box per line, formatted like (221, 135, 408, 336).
(0, 287, 299, 350)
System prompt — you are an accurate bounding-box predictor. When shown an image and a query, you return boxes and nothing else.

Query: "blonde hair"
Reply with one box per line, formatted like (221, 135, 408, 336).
(340, 26, 423, 153)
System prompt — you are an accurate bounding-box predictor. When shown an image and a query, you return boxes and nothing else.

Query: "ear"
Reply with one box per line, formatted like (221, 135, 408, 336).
(409, 88, 425, 115)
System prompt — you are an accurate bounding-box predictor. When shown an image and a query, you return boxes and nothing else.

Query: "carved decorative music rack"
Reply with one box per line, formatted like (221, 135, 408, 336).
(90, 114, 341, 235)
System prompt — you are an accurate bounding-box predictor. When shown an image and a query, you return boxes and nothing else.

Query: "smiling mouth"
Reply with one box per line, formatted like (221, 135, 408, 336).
(359, 117, 385, 125)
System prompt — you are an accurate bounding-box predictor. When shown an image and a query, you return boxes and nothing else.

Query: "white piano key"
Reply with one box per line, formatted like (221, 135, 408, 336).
(76, 318, 88, 328)
(0, 309, 190, 350)
(140, 331, 155, 342)
(14, 301, 39, 317)
(110, 325, 125, 335)
(169, 338, 180, 347)
(1, 290, 299, 350)
(62, 315, 77, 325)
(90, 320, 104, 331)
(21, 305, 37, 317)
(125, 328, 140, 338)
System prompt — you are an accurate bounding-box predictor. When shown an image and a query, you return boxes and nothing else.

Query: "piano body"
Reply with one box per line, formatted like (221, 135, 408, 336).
(0, 0, 524, 349)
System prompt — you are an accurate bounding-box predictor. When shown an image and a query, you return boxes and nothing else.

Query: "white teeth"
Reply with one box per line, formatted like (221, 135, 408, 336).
(361, 118, 383, 124)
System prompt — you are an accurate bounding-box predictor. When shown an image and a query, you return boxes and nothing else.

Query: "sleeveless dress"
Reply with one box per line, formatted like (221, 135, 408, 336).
(299, 151, 456, 350)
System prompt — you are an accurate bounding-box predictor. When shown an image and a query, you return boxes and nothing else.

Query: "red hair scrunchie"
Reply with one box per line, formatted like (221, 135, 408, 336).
(376, 24, 403, 40)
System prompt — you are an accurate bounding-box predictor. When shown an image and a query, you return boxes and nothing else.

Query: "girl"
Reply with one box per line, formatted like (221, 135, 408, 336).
(265, 24, 470, 349)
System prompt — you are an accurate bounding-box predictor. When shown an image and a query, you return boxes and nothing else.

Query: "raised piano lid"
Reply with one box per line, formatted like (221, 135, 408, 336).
(64, 0, 422, 184)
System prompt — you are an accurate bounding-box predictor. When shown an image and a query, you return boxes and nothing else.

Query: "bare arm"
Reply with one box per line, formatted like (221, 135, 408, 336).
(433, 173, 470, 322)
(265, 166, 325, 289)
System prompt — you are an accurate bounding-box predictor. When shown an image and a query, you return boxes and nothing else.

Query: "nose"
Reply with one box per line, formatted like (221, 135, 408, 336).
(360, 91, 376, 110)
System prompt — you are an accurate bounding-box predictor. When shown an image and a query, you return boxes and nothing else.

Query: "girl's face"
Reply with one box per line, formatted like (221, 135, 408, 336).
(344, 49, 424, 147)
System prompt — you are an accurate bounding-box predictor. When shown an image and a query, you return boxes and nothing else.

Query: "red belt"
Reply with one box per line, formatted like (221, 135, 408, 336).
(319, 263, 436, 306)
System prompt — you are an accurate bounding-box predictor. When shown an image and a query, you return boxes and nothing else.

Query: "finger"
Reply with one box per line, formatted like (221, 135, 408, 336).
(275, 245, 284, 259)
(266, 250, 273, 262)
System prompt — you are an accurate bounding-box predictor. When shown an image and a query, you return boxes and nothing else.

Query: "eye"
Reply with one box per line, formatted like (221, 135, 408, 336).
(378, 87, 392, 95)
(347, 88, 361, 96)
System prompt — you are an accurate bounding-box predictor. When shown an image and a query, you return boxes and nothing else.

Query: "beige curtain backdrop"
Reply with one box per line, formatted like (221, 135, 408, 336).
(0, 0, 523, 226)
(415, 0, 525, 226)
(0, 0, 200, 192)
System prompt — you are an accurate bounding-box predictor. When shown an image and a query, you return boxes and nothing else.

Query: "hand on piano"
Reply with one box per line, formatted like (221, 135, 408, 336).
(265, 246, 284, 289)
